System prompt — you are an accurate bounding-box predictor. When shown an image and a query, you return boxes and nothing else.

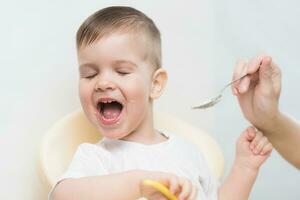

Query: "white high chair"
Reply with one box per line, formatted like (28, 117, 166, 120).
(39, 109, 224, 192)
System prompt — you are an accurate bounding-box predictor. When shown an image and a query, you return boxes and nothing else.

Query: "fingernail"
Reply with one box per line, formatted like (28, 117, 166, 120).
(241, 83, 248, 93)
(233, 87, 238, 95)
(238, 84, 245, 94)
(265, 56, 272, 63)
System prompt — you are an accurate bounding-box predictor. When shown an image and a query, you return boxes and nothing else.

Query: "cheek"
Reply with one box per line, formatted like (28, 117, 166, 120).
(79, 81, 93, 109)
(125, 77, 151, 111)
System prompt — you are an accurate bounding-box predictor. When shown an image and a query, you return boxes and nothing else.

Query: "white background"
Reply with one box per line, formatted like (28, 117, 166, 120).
(0, 0, 299, 199)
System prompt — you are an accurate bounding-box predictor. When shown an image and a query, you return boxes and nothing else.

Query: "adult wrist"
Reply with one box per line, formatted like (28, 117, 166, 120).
(257, 110, 284, 134)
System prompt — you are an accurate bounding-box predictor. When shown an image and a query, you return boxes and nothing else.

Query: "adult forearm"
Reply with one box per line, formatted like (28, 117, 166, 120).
(219, 162, 258, 200)
(260, 112, 300, 169)
(52, 170, 144, 200)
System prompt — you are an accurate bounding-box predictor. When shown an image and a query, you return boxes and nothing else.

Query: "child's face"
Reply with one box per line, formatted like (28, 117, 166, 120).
(78, 33, 162, 140)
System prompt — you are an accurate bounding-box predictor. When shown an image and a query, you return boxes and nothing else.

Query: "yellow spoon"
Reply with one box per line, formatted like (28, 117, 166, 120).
(142, 179, 177, 200)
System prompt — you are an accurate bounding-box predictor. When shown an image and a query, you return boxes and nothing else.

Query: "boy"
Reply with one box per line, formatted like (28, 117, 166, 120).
(51, 6, 273, 200)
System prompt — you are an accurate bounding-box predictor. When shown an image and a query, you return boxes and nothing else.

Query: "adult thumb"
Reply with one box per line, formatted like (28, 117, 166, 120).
(258, 56, 273, 92)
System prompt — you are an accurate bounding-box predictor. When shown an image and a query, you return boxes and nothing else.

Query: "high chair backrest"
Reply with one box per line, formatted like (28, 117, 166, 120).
(39, 109, 224, 191)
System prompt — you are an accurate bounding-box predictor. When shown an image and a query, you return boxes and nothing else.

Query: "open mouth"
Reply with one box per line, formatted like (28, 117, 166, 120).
(97, 99, 123, 125)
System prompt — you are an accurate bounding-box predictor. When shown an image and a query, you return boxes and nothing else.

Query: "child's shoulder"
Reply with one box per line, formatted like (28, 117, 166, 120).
(74, 139, 111, 157)
(163, 131, 203, 156)
(165, 130, 197, 146)
(163, 131, 209, 168)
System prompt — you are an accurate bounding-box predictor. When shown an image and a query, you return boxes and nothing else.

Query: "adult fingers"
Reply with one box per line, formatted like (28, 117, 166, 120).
(232, 59, 247, 95)
(238, 75, 251, 94)
(247, 53, 270, 74)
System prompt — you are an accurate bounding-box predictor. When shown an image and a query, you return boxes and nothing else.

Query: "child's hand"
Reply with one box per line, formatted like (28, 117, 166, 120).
(139, 171, 197, 200)
(235, 126, 273, 170)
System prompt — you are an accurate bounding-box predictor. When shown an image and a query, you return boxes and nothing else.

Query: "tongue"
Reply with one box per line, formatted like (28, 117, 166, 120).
(102, 103, 121, 120)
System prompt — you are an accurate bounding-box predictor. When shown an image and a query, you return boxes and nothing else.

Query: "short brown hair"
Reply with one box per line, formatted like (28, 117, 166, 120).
(76, 6, 161, 68)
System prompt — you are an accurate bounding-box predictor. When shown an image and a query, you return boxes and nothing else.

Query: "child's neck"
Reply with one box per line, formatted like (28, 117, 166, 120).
(122, 129, 168, 145)
(121, 107, 168, 145)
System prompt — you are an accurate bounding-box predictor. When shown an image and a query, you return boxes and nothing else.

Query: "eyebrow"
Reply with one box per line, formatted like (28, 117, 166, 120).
(112, 60, 138, 68)
(79, 63, 98, 69)
(79, 60, 138, 69)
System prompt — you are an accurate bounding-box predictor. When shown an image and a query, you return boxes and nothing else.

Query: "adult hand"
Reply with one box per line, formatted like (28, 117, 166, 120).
(232, 54, 282, 130)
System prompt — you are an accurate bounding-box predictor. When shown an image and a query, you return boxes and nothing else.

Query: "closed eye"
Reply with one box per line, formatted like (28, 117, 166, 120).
(85, 74, 97, 79)
(117, 71, 130, 76)
(79, 69, 98, 79)
(115, 64, 134, 76)
(116, 68, 132, 75)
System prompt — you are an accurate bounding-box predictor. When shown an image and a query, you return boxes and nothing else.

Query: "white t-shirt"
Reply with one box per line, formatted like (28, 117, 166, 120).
(50, 131, 218, 200)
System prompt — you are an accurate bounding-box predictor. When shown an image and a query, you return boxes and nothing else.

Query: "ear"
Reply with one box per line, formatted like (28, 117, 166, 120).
(150, 68, 168, 99)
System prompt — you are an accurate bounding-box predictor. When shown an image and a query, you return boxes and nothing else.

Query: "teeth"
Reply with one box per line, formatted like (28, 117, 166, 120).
(100, 99, 115, 103)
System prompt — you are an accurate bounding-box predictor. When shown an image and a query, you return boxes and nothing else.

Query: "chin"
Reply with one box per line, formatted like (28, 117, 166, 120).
(98, 127, 130, 140)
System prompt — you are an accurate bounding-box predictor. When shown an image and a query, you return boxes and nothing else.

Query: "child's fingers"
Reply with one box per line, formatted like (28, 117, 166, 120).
(249, 130, 263, 150)
(169, 176, 180, 195)
(261, 143, 273, 156)
(253, 136, 269, 155)
(140, 180, 169, 200)
(189, 184, 198, 200)
(246, 126, 256, 140)
(178, 177, 192, 200)
(239, 126, 253, 142)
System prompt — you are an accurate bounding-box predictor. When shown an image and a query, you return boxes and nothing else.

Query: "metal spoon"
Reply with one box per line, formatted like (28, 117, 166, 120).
(192, 74, 248, 109)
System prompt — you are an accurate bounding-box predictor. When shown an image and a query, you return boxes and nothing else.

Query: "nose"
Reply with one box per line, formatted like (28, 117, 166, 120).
(94, 73, 116, 92)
